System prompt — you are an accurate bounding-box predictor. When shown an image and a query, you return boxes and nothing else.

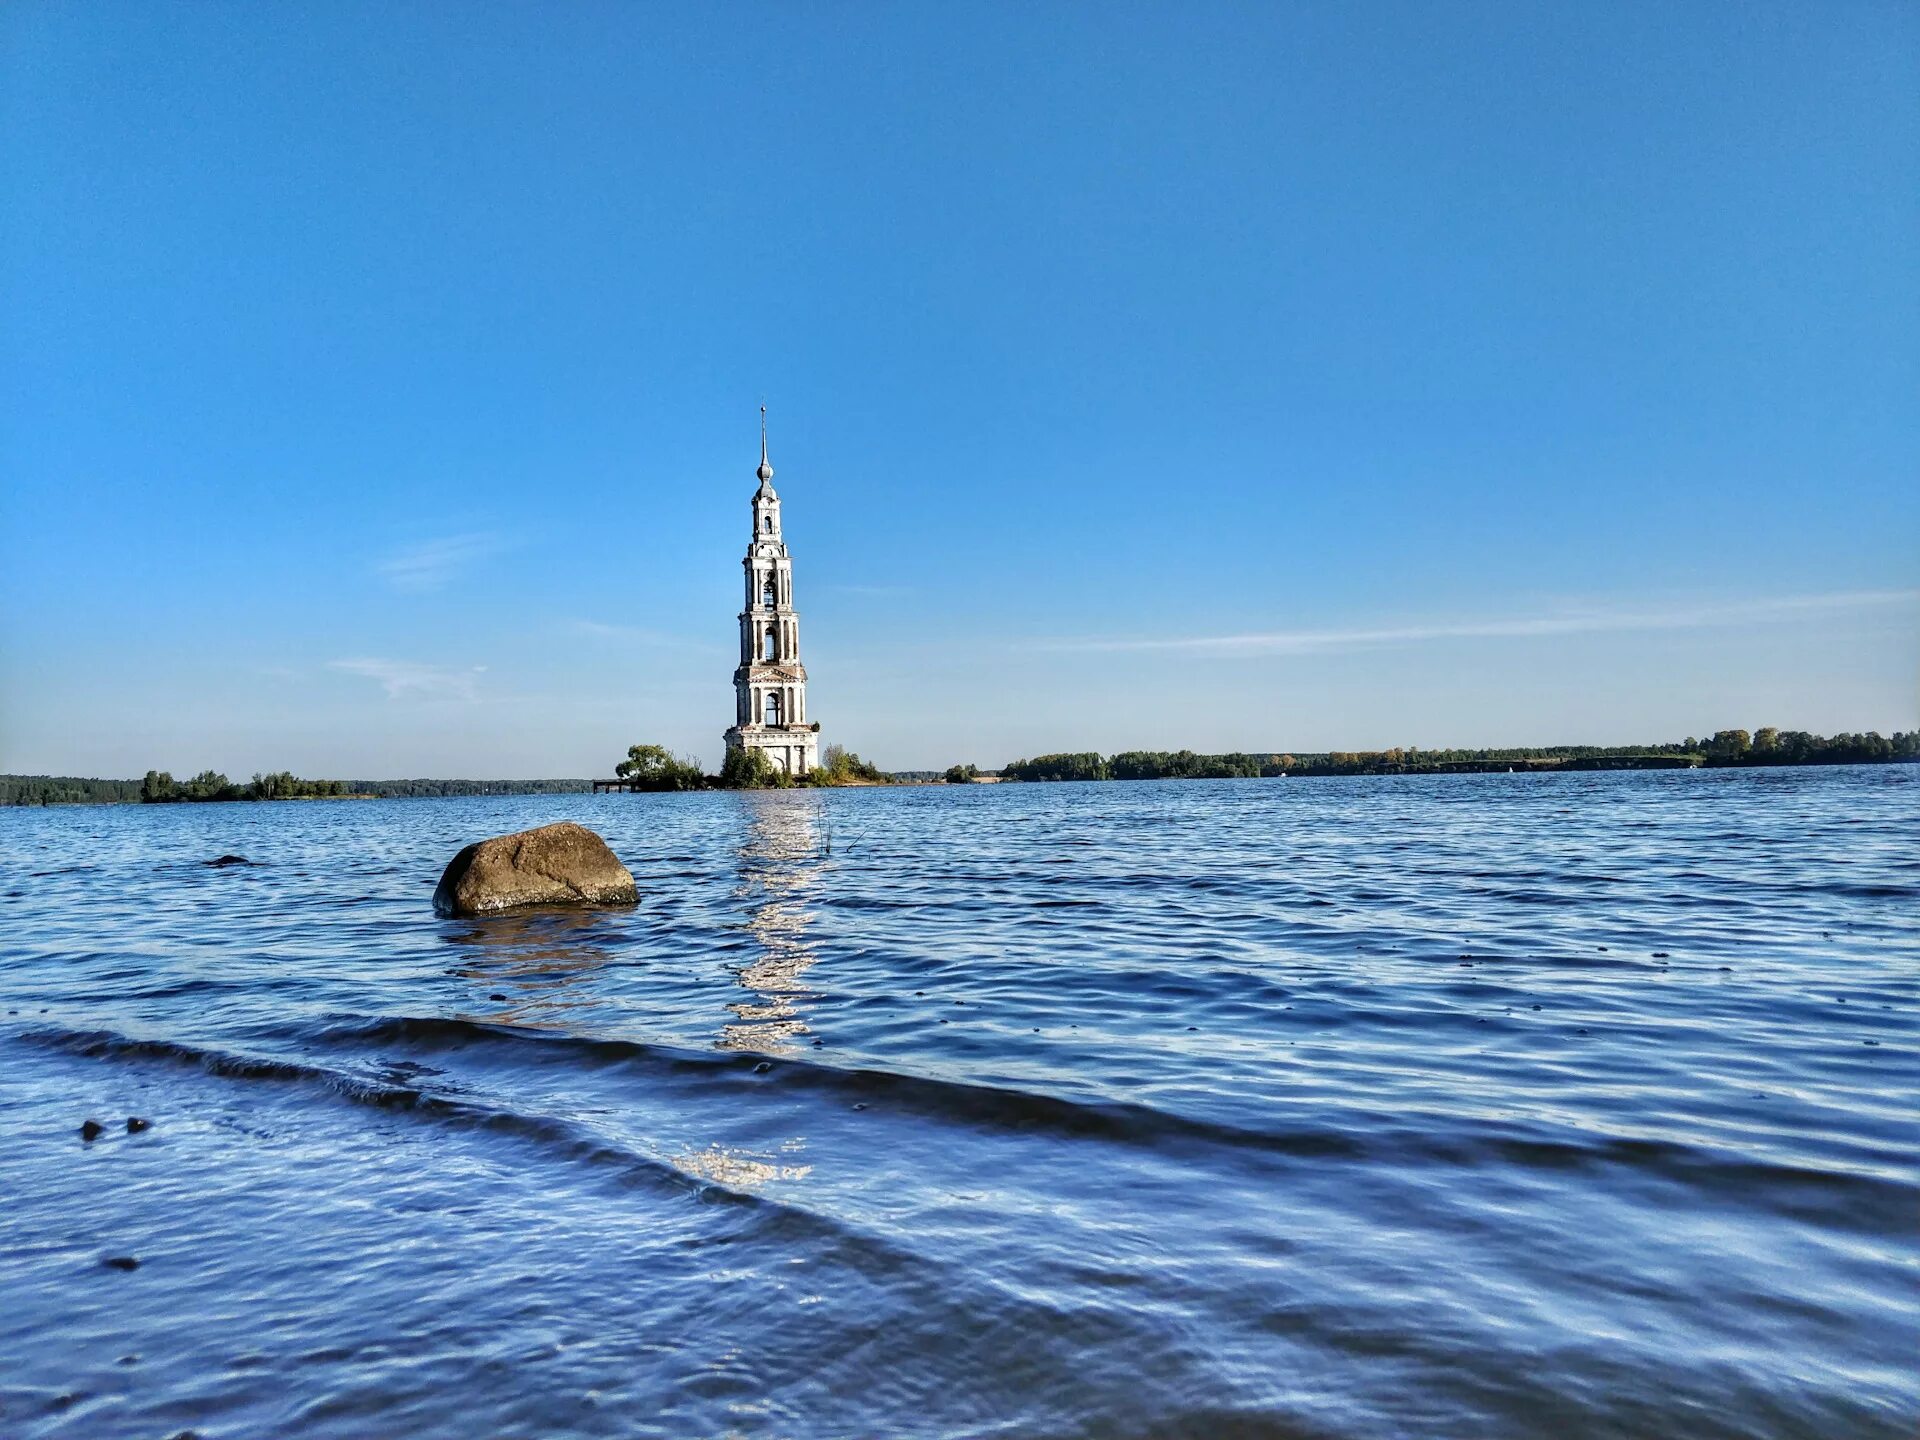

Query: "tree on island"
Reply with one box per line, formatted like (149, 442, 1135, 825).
(609, 740, 890, 789)
(723, 743, 890, 787)
(807, 744, 887, 786)
(613, 744, 705, 792)
(720, 745, 789, 789)
(943, 764, 978, 784)
(188, 771, 244, 800)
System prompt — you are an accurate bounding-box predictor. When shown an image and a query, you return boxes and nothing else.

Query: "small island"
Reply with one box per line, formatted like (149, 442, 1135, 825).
(592, 742, 889, 793)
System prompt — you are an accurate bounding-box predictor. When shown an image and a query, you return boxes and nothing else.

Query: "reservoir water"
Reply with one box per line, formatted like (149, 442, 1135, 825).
(1, 767, 1914, 1438)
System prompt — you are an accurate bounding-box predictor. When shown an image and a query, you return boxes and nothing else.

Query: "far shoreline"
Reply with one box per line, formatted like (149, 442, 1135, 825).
(5, 754, 1912, 808)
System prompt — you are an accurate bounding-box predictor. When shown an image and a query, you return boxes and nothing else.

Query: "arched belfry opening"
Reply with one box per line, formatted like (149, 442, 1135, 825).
(724, 405, 820, 776)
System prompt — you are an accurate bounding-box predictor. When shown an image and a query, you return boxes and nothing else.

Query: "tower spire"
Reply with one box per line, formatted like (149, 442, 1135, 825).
(757, 404, 774, 484)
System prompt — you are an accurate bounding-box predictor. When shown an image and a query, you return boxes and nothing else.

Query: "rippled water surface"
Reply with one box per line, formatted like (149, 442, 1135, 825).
(2, 769, 1915, 1439)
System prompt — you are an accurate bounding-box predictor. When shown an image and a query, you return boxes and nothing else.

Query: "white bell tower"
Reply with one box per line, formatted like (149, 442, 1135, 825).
(723, 407, 819, 776)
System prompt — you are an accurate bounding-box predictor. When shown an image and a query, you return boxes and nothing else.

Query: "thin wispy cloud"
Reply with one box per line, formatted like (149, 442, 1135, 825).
(329, 658, 487, 701)
(1033, 589, 1920, 657)
(566, 619, 724, 653)
(377, 533, 508, 592)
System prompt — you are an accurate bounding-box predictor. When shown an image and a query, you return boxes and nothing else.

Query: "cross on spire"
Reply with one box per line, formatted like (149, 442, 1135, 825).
(757, 404, 774, 483)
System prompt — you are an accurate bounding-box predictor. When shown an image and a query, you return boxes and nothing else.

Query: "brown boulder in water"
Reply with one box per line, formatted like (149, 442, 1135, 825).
(432, 822, 637, 917)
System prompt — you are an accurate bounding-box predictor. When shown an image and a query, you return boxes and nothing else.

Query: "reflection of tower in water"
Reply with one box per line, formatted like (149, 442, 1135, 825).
(721, 793, 826, 1053)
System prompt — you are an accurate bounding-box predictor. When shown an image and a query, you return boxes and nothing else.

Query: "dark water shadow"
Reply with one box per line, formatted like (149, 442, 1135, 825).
(439, 908, 621, 1030)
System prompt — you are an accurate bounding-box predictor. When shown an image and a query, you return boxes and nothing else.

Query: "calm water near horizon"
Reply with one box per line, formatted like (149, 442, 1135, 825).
(1, 768, 1914, 1439)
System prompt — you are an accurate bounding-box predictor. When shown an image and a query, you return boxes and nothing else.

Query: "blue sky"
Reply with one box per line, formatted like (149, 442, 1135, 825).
(2, 2, 1915, 777)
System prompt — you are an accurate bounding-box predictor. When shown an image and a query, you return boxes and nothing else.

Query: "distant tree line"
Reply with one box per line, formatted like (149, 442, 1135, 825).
(142, 772, 596, 802)
(350, 778, 590, 797)
(13, 726, 1908, 806)
(187, 771, 363, 801)
(998, 728, 1917, 782)
(1, 773, 594, 805)
(0, 775, 145, 806)
(1692, 728, 1914, 765)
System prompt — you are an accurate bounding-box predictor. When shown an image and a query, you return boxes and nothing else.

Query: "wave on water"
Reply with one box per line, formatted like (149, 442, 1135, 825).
(21, 1013, 1916, 1233)
(20, 1022, 809, 1213)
